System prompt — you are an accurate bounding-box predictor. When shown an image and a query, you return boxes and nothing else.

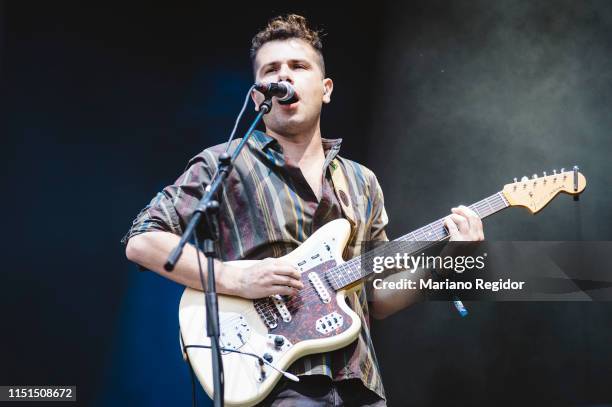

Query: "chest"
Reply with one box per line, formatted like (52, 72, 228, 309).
(299, 163, 324, 201)
(215, 158, 371, 261)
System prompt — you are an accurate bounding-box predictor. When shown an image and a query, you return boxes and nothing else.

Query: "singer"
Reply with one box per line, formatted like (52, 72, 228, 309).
(123, 14, 484, 406)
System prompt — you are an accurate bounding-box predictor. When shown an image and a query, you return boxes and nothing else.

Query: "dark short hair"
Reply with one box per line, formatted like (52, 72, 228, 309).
(250, 14, 325, 76)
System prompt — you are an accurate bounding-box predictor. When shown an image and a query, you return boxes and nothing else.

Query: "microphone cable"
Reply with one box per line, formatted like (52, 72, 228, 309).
(225, 85, 256, 153)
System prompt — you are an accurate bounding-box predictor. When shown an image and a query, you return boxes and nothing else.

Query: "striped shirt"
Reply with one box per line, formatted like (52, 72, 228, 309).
(123, 130, 389, 400)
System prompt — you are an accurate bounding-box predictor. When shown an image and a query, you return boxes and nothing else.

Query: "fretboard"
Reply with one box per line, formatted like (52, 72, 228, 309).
(328, 191, 510, 290)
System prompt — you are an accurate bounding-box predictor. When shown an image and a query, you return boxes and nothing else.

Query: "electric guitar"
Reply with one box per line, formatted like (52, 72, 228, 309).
(178, 168, 586, 406)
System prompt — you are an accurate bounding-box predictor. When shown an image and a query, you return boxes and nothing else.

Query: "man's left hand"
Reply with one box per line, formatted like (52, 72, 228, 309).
(444, 205, 484, 241)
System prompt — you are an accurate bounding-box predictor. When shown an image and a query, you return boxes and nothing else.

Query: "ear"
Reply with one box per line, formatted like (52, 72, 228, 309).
(251, 88, 263, 111)
(322, 78, 334, 104)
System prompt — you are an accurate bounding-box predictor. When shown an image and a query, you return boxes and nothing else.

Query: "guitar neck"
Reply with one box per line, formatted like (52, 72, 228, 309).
(329, 191, 510, 290)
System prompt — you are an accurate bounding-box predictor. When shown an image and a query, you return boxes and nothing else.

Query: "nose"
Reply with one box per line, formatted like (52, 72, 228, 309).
(277, 64, 294, 84)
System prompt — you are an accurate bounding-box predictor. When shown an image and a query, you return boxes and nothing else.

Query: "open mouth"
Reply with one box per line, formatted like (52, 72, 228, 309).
(279, 92, 300, 106)
(279, 96, 300, 109)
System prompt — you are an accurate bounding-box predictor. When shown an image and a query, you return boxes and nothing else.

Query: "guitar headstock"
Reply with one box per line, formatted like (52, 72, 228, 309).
(502, 166, 587, 214)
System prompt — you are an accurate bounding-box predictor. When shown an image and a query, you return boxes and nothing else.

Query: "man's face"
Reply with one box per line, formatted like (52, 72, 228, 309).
(252, 39, 333, 136)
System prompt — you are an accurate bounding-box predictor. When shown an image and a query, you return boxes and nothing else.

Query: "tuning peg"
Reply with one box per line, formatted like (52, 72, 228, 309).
(561, 167, 565, 173)
(543, 171, 547, 177)
(513, 177, 518, 183)
(553, 169, 557, 175)
(532, 174, 537, 179)
(573, 166, 579, 192)
(521, 176, 528, 182)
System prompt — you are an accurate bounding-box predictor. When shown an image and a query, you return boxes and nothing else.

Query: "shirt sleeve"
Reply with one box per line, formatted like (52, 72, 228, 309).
(121, 152, 215, 244)
(364, 173, 390, 302)
(368, 173, 389, 243)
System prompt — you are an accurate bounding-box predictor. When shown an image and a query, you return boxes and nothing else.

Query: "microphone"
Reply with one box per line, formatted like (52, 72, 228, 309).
(254, 82, 298, 105)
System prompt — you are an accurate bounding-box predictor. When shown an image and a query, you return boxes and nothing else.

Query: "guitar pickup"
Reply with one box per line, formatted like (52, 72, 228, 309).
(272, 295, 292, 322)
(308, 272, 331, 303)
(316, 312, 343, 334)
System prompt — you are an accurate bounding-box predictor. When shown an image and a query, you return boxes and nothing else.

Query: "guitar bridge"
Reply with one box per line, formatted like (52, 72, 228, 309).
(219, 313, 251, 353)
(254, 298, 278, 329)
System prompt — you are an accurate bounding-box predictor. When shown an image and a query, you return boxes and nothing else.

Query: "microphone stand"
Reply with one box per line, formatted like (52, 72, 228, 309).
(164, 97, 273, 407)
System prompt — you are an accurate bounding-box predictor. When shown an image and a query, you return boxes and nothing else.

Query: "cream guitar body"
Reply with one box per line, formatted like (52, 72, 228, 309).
(179, 219, 361, 406)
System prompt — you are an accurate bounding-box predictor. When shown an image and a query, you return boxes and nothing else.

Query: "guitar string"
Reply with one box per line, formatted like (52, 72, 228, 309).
(216, 195, 507, 325)
(214, 195, 507, 325)
(213, 196, 507, 327)
(254, 195, 506, 313)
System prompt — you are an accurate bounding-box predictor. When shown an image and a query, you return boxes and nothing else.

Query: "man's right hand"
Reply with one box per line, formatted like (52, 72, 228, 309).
(223, 258, 304, 299)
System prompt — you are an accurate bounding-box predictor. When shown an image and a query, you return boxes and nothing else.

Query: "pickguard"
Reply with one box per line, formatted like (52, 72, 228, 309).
(259, 259, 352, 344)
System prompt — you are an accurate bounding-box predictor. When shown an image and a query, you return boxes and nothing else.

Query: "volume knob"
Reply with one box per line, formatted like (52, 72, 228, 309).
(274, 336, 285, 348)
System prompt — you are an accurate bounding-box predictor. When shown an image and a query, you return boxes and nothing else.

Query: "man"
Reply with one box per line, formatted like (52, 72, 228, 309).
(124, 14, 483, 406)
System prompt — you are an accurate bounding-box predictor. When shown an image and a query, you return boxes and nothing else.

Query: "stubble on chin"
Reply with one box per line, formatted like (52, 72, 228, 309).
(265, 103, 322, 137)
(265, 114, 304, 137)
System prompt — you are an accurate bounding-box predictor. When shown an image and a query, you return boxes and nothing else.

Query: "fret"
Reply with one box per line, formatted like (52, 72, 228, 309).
(426, 224, 435, 240)
(491, 194, 501, 210)
(478, 201, 488, 217)
(471, 203, 483, 218)
(426, 225, 435, 239)
(435, 220, 448, 240)
(330, 272, 338, 290)
(335, 266, 346, 287)
(424, 226, 433, 239)
(343, 264, 352, 284)
(488, 197, 498, 214)
(483, 198, 492, 211)
(344, 265, 352, 285)
(471, 200, 486, 217)
(430, 223, 438, 240)
(417, 227, 427, 240)
(347, 262, 360, 282)
(484, 196, 494, 216)
(473, 201, 486, 217)
(498, 192, 509, 209)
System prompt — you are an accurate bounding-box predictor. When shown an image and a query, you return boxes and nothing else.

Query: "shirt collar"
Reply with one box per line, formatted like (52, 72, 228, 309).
(321, 137, 343, 159)
(248, 130, 343, 155)
(248, 130, 278, 151)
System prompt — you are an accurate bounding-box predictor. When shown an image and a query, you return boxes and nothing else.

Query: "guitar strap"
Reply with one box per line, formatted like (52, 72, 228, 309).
(329, 158, 357, 243)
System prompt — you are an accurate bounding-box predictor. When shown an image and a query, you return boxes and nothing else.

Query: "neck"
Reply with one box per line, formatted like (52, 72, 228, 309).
(266, 121, 324, 165)
(328, 191, 511, 290)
